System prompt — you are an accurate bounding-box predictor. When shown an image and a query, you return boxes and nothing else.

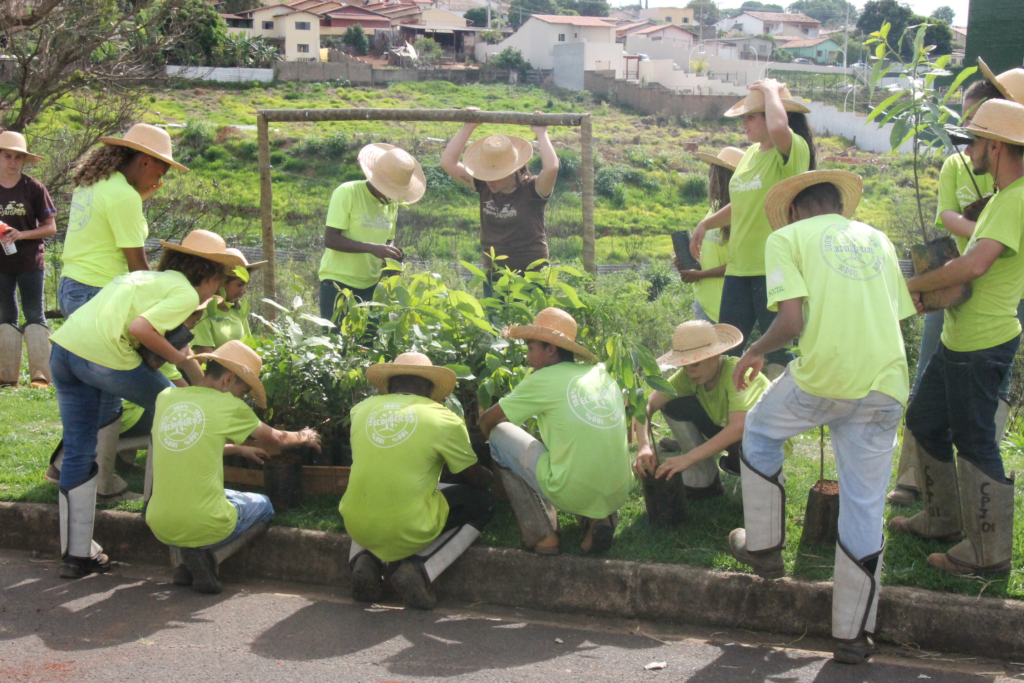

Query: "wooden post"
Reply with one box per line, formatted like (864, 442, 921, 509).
(580, 114, 596, 276)
(256, 112, 277, 321)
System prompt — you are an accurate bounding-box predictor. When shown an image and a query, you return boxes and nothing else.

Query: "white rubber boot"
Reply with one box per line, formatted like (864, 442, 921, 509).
(0, 323, 22, 388)
(664, 416, 723, 498)
(23, 323, 51, 388)
(832, 540, 883, 664)
(728, 455, 786, 579)
(58, 466, 110, 579)
(96, 415, 142, 502)
(887, 430, 921, 506)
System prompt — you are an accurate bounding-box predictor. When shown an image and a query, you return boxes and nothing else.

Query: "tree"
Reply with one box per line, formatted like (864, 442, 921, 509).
(343, 24, 370, 56)
(856, 0, 912, 37)
(508, 0, 558, 27)
(740, 2, 784, 13)
(165, 0, 228, 66)
(464, 7, 490, 26)
(573, 0, 611, 17)
(786, 0, 859, 28)
(415, 37, 443, 66)
(687, 0, 722, 25)
(490, 47, 533, 75)
(222, 0, 262, 13)
(930, 5, 955, 24)
(912, 15, 952, 56)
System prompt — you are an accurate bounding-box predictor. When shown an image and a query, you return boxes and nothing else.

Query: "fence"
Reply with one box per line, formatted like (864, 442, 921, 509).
(167, 63, 518, 86)
(165, 65, 274, 83)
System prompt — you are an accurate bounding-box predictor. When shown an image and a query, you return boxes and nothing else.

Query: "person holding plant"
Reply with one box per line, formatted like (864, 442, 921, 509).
(730, 170, 914, 665)
(440, 108, 559, 296)
(341, 353, 494, 609)
(477, 308, 632, 556)
(0, 131, 57, 390)
(193, 249, 263, 354)
(690, 80, 816, 379)
(318, 144, 423, 330)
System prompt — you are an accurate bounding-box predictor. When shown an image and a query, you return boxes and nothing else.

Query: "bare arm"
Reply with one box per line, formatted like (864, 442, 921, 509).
(6, 215, 56, 241)
(441, 109, 480, 191)
(756, 79, 794, 158)
(655, 412, 746, 479)
(938, 210, 977, 240)
(734, 297, 804, 390)
(906, 238, 1006, 293)
(249, 422, 321, 451)
(631, 390, 673, 477)
(123, 246, 150, 272)
(128, 316, 188, 365)
(478, 402, 508, 439)
(324, 227, 402, 260)
(691, 204, 732, 260)
(532, 118, 559, 199)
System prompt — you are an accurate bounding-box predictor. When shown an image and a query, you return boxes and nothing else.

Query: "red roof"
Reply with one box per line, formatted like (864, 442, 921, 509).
(742, 11, 819, 25)
(633, 24, 692, 36)
(778, 36, 834, 48)
(529, 14, 616, 27)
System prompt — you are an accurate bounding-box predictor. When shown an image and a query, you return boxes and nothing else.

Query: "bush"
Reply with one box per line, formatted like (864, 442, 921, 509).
(415, 37, 443, 66)
(343, 24, 370, 56)
(490, 47, 532, 75)
(178, 117, 215, 159)
(301, 132, 351, 160)
(595, 163, 628, 199)
(679, 173, 708, 204)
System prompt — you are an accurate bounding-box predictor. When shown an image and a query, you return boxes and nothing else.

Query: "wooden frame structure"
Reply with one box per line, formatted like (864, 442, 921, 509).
(256, 108, 596, 318)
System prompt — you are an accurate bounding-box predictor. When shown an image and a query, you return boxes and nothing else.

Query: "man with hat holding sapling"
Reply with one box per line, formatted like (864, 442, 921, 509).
(477, 307, 632, 555)
(340, 353, 494, 609)
(147, 340, 321, 594)
(729, 170, 914, 665)
(319, 144, 424, 330)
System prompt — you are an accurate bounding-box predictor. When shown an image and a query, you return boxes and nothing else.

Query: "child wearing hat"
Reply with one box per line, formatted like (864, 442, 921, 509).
(146, 340, 321, 594)
(340, 352, 494, 609)
(319, 144, 423, 331)
(193, 249, 264, 354)
(0, 131, 57, 389)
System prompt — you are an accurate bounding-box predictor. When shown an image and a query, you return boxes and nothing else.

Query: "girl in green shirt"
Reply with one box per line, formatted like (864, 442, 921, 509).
(193, 248, 263, 354)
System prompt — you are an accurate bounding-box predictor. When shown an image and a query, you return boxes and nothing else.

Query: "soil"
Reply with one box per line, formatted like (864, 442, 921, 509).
(813, 479, 839, 495)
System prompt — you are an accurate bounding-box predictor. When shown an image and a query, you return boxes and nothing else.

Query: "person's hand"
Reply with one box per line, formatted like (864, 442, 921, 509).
(236, 445, 269, 466)
(633, 447, 657, 478)
(733, 350, 764, 391)
(530, 109, 548, 138)
(463, 106, 482, 132)
(300, 428, 322, 452)
(911, 290, 925, 315)
(139, 181, 163, 202)
(655, 454, 690, 480)
(679, 269, 702, 284)
(368, 243, 403, 261)
(2, 227, 22, 243)
(690, 222, 707, 260)
(750, 78, 783, 94)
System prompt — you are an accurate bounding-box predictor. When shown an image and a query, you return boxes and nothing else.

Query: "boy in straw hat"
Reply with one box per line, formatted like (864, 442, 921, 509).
(891, 99, 1024, 578)
(729, 170, 914, 664)
(477, 308, 632, 555)
(0, 131, 57, 390)
(147, 340, 321, 594)
(319, 144, 423, 331)
(341, 352, 494, 609)
(193, 248, 264, 354)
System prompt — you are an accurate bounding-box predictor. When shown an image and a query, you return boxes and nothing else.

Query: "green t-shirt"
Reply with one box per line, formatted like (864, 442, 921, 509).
(693, 222, 729, 323)
(936, 153, 994, 254)
(145, 386, 261, 548)
(499, 362, 632, 518)
(727, 134, 810, 277)
(121, 363, 182, 433)
(340, 394, 478, 562)
(765, 215, 916, 405)
(51, 271, 200, 371)
(668, 356, 768, 426)
(318, 180, 398, 289)
(193, 299, 252, 348)
(942, 176, 1024, 353)
(61, 172, 148, 287)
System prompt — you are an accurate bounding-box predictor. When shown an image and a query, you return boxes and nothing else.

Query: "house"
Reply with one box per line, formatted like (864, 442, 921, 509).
(476, 14, 616, 69)
(715, 11, 820, 39)
(638, 6, 695, 26)
(951, 26, 967, 50)
(281, 1, 392, 35)
(704, 35, 775, 61)
(417, 6, 468, 26)
(224, 6, 323, 61)
(609, 8, 639, 22)
(433, 0, 488, 19)
(777, 36, 842, 64)
(399, 24, 509, 60)
(363, 1, 424, 25)
(629, 24, 694, 46)
(615, 20, 656, 43)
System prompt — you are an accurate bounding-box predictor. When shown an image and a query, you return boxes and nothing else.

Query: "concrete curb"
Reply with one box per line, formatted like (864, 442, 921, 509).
(4, 501, 1023, 660)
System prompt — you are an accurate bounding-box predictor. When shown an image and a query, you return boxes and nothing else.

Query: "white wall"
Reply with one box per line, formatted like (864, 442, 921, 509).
(804, 100, 913, 154)
(636, 59, 747, 95)
(166, 65, 275, 82)
(475, 17, 614, 68)
(553, 42, 625, 90)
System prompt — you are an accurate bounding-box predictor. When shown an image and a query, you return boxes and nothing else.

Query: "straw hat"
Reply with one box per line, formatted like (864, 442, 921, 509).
(503, 307, 598, 364)
(693, 146, 745, 171)
(225, 247, 267, 270)
(764, 170, 863, 230)
(462, 134, 535, 182)
(965, 99, 1024, 147)
(0, 131, 43, 163)
(657, 320, 743, 367)
(366, 352, 457, 403)
(978, 57, 1024, 105)
(358, 143, 425, 204)
(100, 123, 188, 172)
(160, 230, 247, 267)
(193, 340, 267, 409)
(725, 84, 811, 117)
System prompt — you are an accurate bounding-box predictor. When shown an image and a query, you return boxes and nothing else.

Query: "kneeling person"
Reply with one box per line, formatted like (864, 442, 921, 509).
(341, 353, 494, 609)
(146, 341, 321, 594)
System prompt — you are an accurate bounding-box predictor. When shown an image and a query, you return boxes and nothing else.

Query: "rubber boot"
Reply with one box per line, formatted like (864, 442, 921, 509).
(887, 430, 921, 506)
(728, 455, 786, 579)
(45, 440, 63, 485)
(763, 363, 786, 382)
(185, 521, 270, 595)
(169, 546, 192, 586)
(115, 434, 150, 477)
(58, 465, 110, 579)
(664, 415, 724, 498)
(0, 323, 22, 388)
(96, 415, 142, 502)
(888, 444, 961, 541)
(832, 540, 883, 664)
(349, 541, 384, 603)
(489, 425, 558, 554)
(928, 459, 1015, 575)
(391, 559, 436, 610)
(23, 323, 51, 388)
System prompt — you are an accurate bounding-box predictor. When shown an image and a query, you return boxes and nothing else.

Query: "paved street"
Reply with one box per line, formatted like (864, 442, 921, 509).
(0, 549, 1018, 682)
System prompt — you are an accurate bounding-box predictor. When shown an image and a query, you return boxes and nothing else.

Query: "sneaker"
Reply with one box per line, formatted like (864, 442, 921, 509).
(182, 548, 222, 594)
(29, 379, 49, 389)
(833, 635, 874, 664)
(173, 564, 194, 587)
(727, 529, 785, 579)
(351, 553, 384, 603)
(580, 514, 617, 554)
(390, 560, 436, 610)
(59, 553, 111, 579)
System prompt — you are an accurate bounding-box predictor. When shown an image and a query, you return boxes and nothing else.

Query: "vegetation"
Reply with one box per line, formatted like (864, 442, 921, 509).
(489, 48, 534, 76)
(343, 24, 371, 57)
(414, 37, 444, 66)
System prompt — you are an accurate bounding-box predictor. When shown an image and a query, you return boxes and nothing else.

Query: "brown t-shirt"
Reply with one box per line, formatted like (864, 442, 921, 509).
(474, 176, 549, 272)
(0, 175, 56, 274)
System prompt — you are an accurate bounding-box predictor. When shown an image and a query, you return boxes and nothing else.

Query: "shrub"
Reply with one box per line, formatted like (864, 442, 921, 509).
(415, 37, 443, 66)
(679, 173, 708, 204)
(490, 47, 532, 75)
(301, 132, 351, 160)
(595, 163, 628, 199)
(178, 117, 215, 159)
(343, 24, 370, 56)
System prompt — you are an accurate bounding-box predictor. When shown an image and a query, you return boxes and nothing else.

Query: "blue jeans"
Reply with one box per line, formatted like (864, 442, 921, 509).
(50, 343, 174, 489)
(57, 277, 102, 318)
(906, 336, 1020, 481)
(318, 279, 377, 332)
(0, 270, 46, 327)
(719, 275, 795, 366)
(488, 423, 556, 507)
(202, 490, 274, 549)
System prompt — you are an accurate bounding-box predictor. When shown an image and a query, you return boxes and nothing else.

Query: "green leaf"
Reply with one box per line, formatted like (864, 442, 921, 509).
(645, 375, 677, 396)
(299, 313, 336, 328)
(866, 90, 903, 123)
(261, 298, 290, 313)
(554, 281, 584, 308)
(941, 66, 978, 106)
(444, 363, 474, 379)
(232, 265, 250, 282)
(460, 260, 487, 279)
(879, 22, 890, 40)
(394, 286, 413, 307)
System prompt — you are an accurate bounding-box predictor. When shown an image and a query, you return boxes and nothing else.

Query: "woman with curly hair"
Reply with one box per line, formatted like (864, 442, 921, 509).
(59, 124, 187, 317)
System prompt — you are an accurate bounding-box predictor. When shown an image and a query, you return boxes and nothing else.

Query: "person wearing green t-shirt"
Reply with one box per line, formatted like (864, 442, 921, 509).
(478, 308, 632, 556)
(689, 80, 816, 378)
(147, 340, 321, 594)
(59, 124, 188, 317)
(730, 171, 914, 665)
(319, 144, 423, 330)
(341, 352, 494, 609)
(891, 100, 1024, 579)
(193, 249, 262, 354)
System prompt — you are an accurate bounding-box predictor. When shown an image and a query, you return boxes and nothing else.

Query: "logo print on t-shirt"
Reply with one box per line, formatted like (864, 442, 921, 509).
(956, 185, 979, 208)
(360, 212, 393, 231)
(0, 201, 27, 217)
(567, 374, 622, 429)
(730, 173, 763, 193)
(67, 185, 94, 233)
(366, 402, 418, 447)
(158, 402, 205, 451)
(819, 223, 884, 281)
(482, 200, 518, 220)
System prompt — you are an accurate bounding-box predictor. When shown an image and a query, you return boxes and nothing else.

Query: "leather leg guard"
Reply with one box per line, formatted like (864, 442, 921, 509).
(887, 430, 921, 506)
(23, 323, 51, 387)
(416, 524, 481, 582)
(995, 399, 1011, 443)
(0, 323, 22, 387)
(663, 416, 723, 498)
(96, 414, 141, 501)
(58, 465, 109, 578)
(888, 444, 961, 541)
(45, 440, 63, 485)
(738, 455, 786, 553)
(832, 540, 883, 664)
(492, 465, 558, 551)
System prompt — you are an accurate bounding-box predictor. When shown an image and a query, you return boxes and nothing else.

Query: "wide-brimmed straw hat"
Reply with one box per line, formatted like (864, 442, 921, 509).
(693, 146, 744, 171)
(725, 84, 810, 117)
(764, 170, 863, 230)
(503, 307, 598, 364)
(358, 143, 425, 204)
(965, 99, 1024, 147)
(225, 247, 267, 271)
(193, 340, 267, 409)
(100, 123, 188, 172)
(463, 134, 535, 182)
(0, 131, 43, 163)
(657, 320, 743, 367)
(160, 230, 247, 267)
(366, 352, 457, 403)
(978, 57, 1024, 105)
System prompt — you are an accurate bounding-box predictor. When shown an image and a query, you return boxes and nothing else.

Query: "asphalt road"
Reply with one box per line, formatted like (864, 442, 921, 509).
(0, 549, 1019, 682)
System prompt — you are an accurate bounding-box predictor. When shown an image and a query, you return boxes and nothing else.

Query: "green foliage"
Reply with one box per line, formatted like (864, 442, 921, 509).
(786, 0, 858, 28)
(557, 0, 611, 17)
(165, 0, 227, 66)
(480, 30, 505, 44)
(464, 7, 490, 26)
(740, 1, 783, 13)
(687, 0, 721, 24)
(490, 47, 533, 75)
(929, 5, 956, 24)
(176, 117, 216, 162)
(679, 173, 708, 204)
(220, 33, 281, 68)
(595, 164, 628, 199)
(343, 24, 370, 56)
(222, 0, 261, 12)
(415, 37, 444, 66)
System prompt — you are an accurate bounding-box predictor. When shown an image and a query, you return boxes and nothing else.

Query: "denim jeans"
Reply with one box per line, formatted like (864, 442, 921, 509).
(744, 371, 902, 559)
(57, 277, 102, 318)
(50, 343, 174, 489)
(719, 275, 795, 366)
(318, 279, 377, 332)
(0, 270, 45, 327)
(201, 490, 274, 549)
(906, 336, 1020, 481)
(488, 423, 556, 507)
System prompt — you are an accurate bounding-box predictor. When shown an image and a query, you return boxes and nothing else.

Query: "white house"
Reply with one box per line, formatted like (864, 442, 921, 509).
(638, 6, 695, 26)
(715, 11, 820, 39)
(475, 14, 616, 69)
(226, 6, 323, 61)
(629, 24, 694, 46)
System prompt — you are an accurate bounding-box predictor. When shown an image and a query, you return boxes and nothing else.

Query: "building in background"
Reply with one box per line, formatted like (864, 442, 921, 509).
(223, 5, 323, 61)
(777, 36, 842, 65)
(476, 14, 616, 69)
(638, 6, 695, 26)
(715, 11, 820, 40)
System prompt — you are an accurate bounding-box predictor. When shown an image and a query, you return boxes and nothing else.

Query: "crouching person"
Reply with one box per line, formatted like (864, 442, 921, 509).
(478, 308, 633, 555)
(341, 353, 494, 609)
(145, 341, 321, 594)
